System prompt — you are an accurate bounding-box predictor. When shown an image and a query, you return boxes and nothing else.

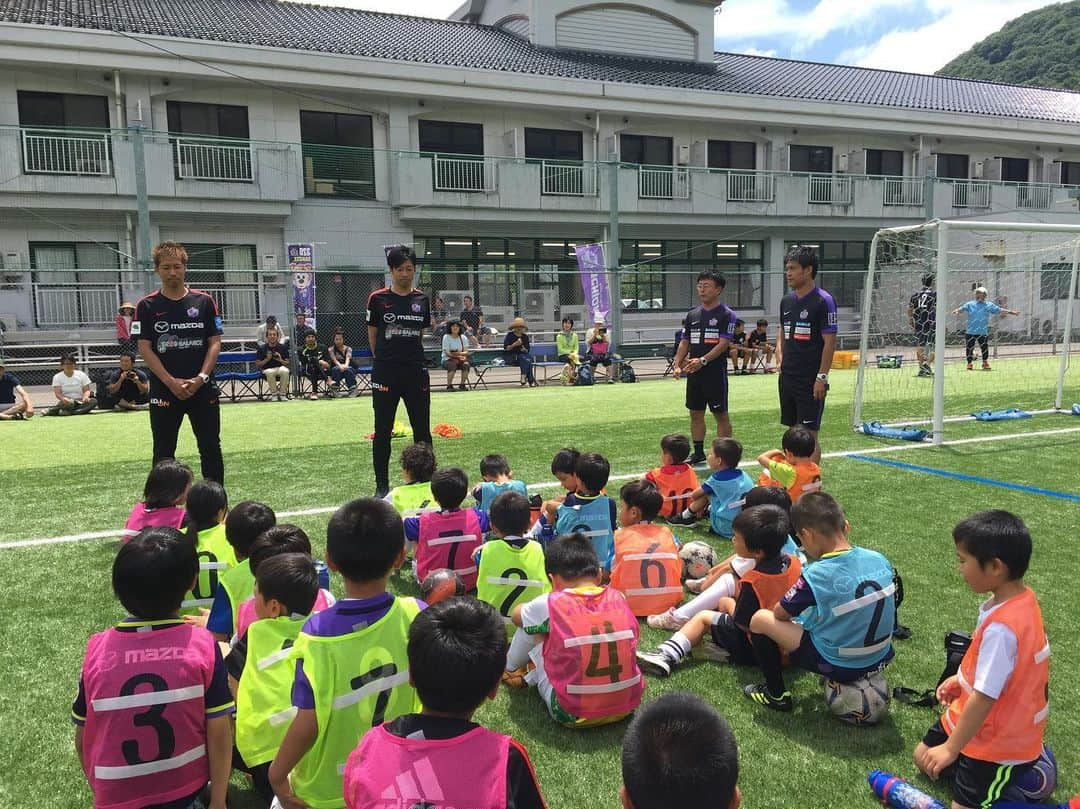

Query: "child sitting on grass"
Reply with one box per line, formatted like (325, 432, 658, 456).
(756, 425, 822, 504)
(644, 433, 700, 519)
(667, 438, 754, 537)
(620, 692, 740, 809)
(540, 452, 617, 572)
(407, 467, 488, 591)
(914, 510, 1049, 809)
(122, 459, 192, 541)
(229, 552, 320, 805)
(505, 533, 643, 728)
(269, 498, 422, 809)
(205, 500, 277, 642)
(472, 453, 529, 514)
(181, 480, 236, 614)
(743, 492, 895, 713)
(476, 491, 550, 637)
(610, 480, 683, 617)
(73, 527, 233, 809)
(343, 598, 546, 809)
(387, 442, 437, 516)
(637, 505, 802, 676)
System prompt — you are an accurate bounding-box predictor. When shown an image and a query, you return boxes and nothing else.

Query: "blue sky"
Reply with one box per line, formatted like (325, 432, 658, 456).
(287, 0, 1065, 74)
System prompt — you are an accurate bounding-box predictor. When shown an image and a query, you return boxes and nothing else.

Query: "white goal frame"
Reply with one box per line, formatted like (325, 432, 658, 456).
(853, 219, 1080, 444)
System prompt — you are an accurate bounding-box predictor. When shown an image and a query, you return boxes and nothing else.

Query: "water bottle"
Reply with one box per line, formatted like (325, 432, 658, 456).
(868, 770, 947, 809)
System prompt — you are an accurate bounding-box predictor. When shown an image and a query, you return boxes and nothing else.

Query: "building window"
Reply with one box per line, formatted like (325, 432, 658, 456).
(17, 91, 113, 175)
(1000, 157, 1029, 183)
(29, 241, 120, 327)
(1060, 161, 1080, 186)
(708, 141, 756, 170)
(866, 149, 904, 176)
(166, 102, 250, 139)
(418, 121, 484, 156)
(1040, 263, 1079, 300)
(621, 240, 764, 311)
(182, 244, 259, 324)
(787, 240, 869, 307)
(790, 145, 833, 173)
(167, 102, 251, 181)
(936, 153, 969, 179)
(17, 91, 110, 129)
(621, 135, 672, 166)
(300, 110, 375, 198)
(525, 128, 583, 160)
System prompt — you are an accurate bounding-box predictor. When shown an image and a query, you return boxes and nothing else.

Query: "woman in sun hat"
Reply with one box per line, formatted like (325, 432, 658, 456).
(503, 316, 538, 387)
(116, 301, 137, 356)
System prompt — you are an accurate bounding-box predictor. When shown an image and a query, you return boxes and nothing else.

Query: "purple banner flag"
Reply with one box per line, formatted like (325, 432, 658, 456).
(287, 243, 316, 328)
(575, 243, 610, 324)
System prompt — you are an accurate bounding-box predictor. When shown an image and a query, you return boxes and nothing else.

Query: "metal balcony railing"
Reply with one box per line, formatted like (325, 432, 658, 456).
(1016, 183, 1053, 210)
(808, 174, 852, 205)
(951, 181, 991, 208)
(882, 177, 924, 206)
(21, 129, 111, 176)
(175, 137, 254, 182)
(33, 283, 120, 327)
(638, 166, 690, 200)
(726, 171, 775, 202)
(540, 160, 598, 196)
(301, 144, 376, 198)
(432, 154, 497, 192)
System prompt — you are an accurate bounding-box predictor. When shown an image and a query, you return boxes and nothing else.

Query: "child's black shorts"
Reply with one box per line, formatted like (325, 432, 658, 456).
(921, 719, 1036, 808)
(708, 613, 756, 665)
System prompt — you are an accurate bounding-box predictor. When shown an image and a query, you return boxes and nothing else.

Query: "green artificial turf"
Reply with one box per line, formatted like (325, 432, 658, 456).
(0, 368, 1077, 808)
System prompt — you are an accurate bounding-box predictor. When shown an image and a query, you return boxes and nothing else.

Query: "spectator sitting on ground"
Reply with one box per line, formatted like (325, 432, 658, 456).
(48, 352, 97, 416)
(0, 358, 34, 420)
(299, 331, 330, 400)
(256, 326, 291, 401)
(442, 319, 471, 392)
(503, 317, 537, 387)
(460, 294, 491, 347)
(556, 317, 581, 362)
(256, 315, 280, 346)
(102, 353, 150, 411)
(326, 328, 358, 395)
(115, 301, 137, 356)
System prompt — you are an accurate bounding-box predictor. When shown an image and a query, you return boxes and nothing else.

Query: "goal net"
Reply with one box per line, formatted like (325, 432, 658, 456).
(852, 220, 1079, 442)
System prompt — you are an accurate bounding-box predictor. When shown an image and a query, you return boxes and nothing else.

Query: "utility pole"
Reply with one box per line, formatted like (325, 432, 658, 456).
(130, 100, 152, 271)
(607, 156, 622, 346)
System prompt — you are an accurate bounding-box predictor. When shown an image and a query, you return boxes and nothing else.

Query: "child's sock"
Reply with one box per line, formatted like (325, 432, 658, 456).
(680, 508, 695, 520)
(675, 573, 736, 621)
(750, 631, 787, 696)
(658, 633, 692, 664)
(693, 440, 704, 457)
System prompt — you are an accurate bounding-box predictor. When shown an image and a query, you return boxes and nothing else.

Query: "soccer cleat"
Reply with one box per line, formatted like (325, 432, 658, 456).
(743, 683, 793, 712)
(687, 452, 708, 466)
(917, 364, 932, 377)
(646, 607, 688, 631)
(684, 576, 707, 594)
(636, 649, 673, 677)
(666, 512, 698, 527)
(982, 362, 992, 371)
(501, 663, 534, 689)
(374, 485, 390, 499)
(966, 363, 973, 371)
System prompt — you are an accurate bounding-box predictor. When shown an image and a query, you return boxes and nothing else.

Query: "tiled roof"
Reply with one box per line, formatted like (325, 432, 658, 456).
(4, 0, 1080, 124)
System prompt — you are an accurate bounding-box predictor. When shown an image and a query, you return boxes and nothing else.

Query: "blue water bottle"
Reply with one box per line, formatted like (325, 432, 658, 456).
(868, 770, 947, 809)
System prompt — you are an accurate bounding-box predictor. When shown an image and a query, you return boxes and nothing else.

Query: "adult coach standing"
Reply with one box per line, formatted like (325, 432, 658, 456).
(135, 241, 224, 482)
(672, 270, 737, 464)
(367, 245, 433, 497)
(777, 245, 836, 464)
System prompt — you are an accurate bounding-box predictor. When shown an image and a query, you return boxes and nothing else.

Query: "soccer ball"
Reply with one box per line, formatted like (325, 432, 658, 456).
(419, 568, 465, 605)
(1010, 745, 1057, 802)
(679, 541, 717, 581)
(824, 672, 890, 725)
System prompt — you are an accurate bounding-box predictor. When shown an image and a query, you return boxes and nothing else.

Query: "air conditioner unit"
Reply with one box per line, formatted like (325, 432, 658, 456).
(503, 129, 520, 158)
(5, 252, 23, 269)
(559, 307, 587, 327)
(261, 254, 277, 272)
(973, 161, 984, 179)
(439, 290, 469, 316)
(0, 314, 18, 334)
(522, 289, 556, 320)
(676, 144, 690, 166)
(837, 152, 849, 173)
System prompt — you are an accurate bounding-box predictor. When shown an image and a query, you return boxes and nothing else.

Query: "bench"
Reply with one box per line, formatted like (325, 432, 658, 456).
(214, 350, 265, 401)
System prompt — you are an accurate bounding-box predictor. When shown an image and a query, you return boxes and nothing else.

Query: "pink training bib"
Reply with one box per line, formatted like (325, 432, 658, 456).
(416, 509, 484, 591)
(80, 623, 216, 809)
(235, 588, 333, 640)
(343, 724, 509, 809)
(121, 503, 185, 542)
(544, 588, 644, 720)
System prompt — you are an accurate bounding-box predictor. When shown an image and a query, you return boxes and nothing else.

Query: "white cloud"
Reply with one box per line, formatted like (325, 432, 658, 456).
(740, 46, 780, 58)
(839, 0, 1063, 73)
(282, 0, 461, 16)
(715, 0, 911, 50)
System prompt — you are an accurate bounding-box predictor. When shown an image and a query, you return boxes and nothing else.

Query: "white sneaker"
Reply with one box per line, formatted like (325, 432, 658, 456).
(646, 608, 687, 631)
(684, 577, 707, 594)
(636, 649, 673, 677)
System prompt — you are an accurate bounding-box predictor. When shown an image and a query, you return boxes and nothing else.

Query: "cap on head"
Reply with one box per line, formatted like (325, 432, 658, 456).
(119, 302, 135, 313)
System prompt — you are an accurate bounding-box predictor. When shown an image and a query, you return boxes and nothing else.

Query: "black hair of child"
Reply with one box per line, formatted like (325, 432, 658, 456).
(544, 533, 599, 580)
(622, 691, 739, 809)
(248, 524, 312, 577)
(551, 447, 581, 476)
(660, 434, 691, 465)
(142, 459, 193, 510)
(785, 244, 820, 278)
(431, 467, 469, 510)
(408, 598, 508, 715)
(257, 553, 319, 616)
(953, 510, 1031, 580)
(575, 452, 610, 494)
(326, 498, 404, 583)
(184, 479, 228, 545)
(225, 501, 277, 556)
(756, 318, 769, 328)
(711, 437, 743, 470)
(620, 479, 662, 523)
(401, 442, 437, 483)
(479, 453, 511, 478)
(743, 485, 792, 514)
(113, 526, 199, 619)
(790, 491, 845, 536)
(489, 491, 531, 537)
(782, 425, 817, 459)
(732, 505, 791, 557)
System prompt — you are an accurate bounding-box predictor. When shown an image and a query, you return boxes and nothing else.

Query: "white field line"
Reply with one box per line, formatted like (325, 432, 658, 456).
(4, 424, 1079, 551)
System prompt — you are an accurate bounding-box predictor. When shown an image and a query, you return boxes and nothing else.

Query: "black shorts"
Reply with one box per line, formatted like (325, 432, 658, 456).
(913, 327, 935, 348)
(921, 720, 1036, 808)
(708, 613, 756, 665)
(779, 374, 825, 431)
(685, 367, 728, 414)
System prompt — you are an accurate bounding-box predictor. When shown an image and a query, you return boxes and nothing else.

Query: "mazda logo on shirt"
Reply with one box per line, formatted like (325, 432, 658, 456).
(154, 321, 170, 333)
(383, 313, 396, 323)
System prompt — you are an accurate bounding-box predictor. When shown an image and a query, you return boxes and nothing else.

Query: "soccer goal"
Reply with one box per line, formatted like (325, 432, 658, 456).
(852, 220, 1079, 443)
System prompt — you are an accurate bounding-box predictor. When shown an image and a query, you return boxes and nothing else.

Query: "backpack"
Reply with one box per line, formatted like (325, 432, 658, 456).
(575, 364, 594, 386)
(619, 364, 636, 383)
(561, 362, 578, 386)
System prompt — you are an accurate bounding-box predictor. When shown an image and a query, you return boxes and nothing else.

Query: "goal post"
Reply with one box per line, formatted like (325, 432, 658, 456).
(853, 219, 1080, 444)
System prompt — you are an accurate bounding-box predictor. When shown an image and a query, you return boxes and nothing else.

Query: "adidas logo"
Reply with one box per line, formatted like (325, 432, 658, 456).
(379, 755, 445, 807)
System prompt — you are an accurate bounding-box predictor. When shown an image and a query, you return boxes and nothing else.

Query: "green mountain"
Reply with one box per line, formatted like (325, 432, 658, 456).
(937, 1, 1080, 91)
